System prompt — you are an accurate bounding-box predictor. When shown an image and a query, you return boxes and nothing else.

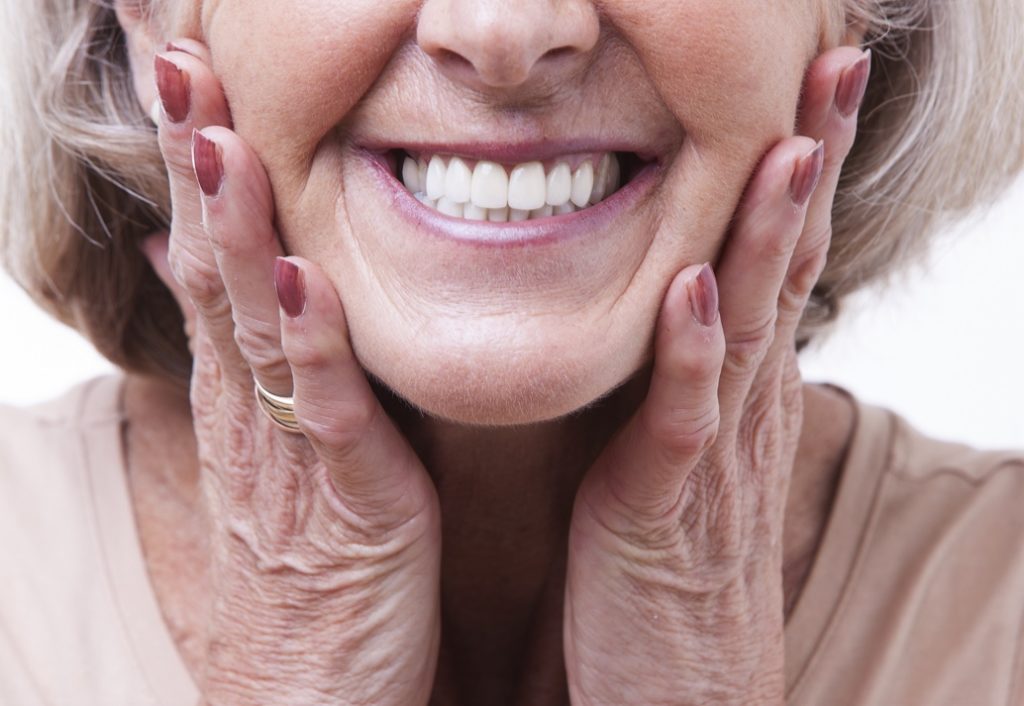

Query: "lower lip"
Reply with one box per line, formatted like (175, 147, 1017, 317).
(361, 150, 661, 249)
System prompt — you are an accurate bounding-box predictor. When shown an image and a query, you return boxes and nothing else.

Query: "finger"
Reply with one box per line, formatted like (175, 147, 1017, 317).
(773, 48, 870, 350)
(153, 47, 246, 387)
(276, 257, 436, 527)
(579, 263, 725, 526)
(194, 127, 292, 397)
(713, 137, 823, 435)
(796, 47, 870, 257)
(163, 38, 214, 66)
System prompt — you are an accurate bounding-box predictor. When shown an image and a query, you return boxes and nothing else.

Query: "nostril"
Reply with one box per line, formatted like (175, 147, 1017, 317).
(416, 0, 600, 92)
(436, 48, 474, 72)
(542, 46, 576, 62)
(421, 31, 589, 90)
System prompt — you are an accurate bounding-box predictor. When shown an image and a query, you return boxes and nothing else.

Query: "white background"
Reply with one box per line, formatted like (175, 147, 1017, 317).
(2, 176, 1022, 450)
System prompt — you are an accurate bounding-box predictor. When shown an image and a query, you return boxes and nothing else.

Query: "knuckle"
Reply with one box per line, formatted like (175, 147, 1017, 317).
(739, 399, 781, 470)
(173, 257, 223, 309)
(780, 371, 804, 439)
(781, 249, 829, 316)
(763, 232, 796, 264)
(189, 279, 227, 316)
(299, 398, 379, 453)
(757, 221, 800, 264)
(667, 333, 723, 379)
(725, 312, 777, 375)
(233, 321, 286, 367)
(248, 353, 293, 390)
(795, 222, 834, 268)
(204, 415, 261, 506)
(777, 282, 806, 319)
(641, 403, 720, 461)
(282, 334, 330, 372)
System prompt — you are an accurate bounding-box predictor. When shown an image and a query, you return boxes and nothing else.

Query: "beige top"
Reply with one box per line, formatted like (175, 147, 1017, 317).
(1, 374, 1023, 705)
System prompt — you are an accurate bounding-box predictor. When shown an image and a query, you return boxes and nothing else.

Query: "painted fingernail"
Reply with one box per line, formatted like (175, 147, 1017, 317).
(835, 49, 872, 118)
(689, 263, 719, 327)
(192, 130, 224, 197)
(790, 141, 825, 207)
(154, 55, 190, 123)
(274, 258, 306, 318)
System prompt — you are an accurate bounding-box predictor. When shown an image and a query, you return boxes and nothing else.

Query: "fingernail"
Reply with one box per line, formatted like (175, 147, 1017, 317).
(154, 55, 190, 123)
(689, 263, 719, 327)
(274, 258, 306, 318)
(192, 130, 224, 197)
(790, 141, 825, 207)
(835, 49, 872, 118)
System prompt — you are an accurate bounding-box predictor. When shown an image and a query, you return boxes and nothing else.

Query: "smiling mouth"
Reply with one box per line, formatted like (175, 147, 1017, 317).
(387, 149, 651, 222)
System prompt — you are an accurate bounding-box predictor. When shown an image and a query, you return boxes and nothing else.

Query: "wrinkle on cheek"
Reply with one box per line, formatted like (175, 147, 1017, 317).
(606, 2, 813, 152)
(205, 1, 419, 172)
(199, 0, 422, 256)
(603, 3, 818, 277)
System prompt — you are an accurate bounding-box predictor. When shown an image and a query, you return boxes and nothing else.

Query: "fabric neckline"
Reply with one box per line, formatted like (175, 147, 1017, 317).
(783, 388, 896, 697)
(83, 374, 200, 706)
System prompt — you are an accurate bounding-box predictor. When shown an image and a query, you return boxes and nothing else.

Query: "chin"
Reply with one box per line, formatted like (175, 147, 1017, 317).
(357, 330, 647, 427)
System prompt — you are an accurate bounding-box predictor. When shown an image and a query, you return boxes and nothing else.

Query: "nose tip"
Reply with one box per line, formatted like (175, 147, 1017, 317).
(417, 0, 599, 91)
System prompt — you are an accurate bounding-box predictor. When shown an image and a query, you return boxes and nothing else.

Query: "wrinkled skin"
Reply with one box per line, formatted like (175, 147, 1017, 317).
(117, 1, 867, 703)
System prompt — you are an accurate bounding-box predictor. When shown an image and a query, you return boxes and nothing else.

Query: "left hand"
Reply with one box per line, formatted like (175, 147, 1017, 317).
(564, 47, 871, 705)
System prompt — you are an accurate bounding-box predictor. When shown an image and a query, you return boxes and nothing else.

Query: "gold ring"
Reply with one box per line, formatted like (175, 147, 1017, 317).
(254, 380, 302, 434)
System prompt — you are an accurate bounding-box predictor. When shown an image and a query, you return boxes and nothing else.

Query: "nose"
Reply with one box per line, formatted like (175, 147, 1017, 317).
(417, 0, 599, 91)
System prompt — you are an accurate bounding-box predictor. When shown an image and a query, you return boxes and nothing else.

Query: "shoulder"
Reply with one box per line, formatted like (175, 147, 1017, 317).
(790, 394, 1024, 704)
(866, 403, 1024, 578)
(0, 375, 125, 545)
(0, 374, 176, 705)
(0, 374, 125, 458)
(877, 400, 1024, 493)
(841, 389, 1024, 493)
(846, 396, 1024, 554)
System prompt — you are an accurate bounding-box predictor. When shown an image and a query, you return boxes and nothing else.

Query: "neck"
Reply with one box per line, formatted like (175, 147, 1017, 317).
(375, 371, 649, 704)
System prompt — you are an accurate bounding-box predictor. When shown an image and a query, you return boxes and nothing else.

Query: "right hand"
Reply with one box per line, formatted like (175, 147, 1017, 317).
(149, 39, 441, 705)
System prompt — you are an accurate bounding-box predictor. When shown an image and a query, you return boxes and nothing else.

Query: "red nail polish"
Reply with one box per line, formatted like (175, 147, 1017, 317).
(835, 49, 872, 118)
(274, 258, 306, 318)
(154, 55, 190, 123)
(192, 130, 224, 197)
(790, 141, 825, 207)
(689, 263, 719, 327)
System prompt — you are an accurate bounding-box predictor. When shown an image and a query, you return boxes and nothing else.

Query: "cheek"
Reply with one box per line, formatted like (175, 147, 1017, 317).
(608, 1, 816, 148)
(205, 0, 418, 177)
(607, 0, 820, 265)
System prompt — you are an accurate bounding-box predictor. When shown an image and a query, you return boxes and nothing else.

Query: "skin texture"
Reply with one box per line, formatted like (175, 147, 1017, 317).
(115, 1, 866, 704)
(129, 0, 831, 424)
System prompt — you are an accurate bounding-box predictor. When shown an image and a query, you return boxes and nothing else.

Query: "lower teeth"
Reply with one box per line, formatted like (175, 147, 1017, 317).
(413, 194, 583, 221)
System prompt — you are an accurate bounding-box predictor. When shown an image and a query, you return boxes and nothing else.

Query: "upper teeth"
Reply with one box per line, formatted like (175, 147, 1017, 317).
(401, 153, 621, 221)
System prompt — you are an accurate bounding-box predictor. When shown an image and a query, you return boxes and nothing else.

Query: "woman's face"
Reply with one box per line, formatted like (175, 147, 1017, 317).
(153, 0, 833, 424)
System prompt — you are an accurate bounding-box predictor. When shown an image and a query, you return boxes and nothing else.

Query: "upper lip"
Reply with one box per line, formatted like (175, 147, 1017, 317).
(357, 138, 667, 166)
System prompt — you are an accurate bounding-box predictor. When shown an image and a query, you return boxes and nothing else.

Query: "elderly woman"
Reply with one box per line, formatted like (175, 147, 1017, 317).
(1, 0, 1023, 704)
